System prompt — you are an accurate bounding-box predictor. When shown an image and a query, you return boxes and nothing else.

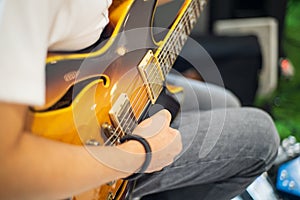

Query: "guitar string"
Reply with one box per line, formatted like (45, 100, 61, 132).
(104, 0, 198, 145)
(105, 0, 198, 145)
(93, 4, 201, 200)
(105, 23, 188, 145)
(104, 0, 199, 145)
(107, 1, 200, 145)
(98, 1, 201, 198)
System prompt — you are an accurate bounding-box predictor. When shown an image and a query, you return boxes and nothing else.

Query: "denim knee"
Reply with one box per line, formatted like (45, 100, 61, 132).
(243, 108, 280, 169)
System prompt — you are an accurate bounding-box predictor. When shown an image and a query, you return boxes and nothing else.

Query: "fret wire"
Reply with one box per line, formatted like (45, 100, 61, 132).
(160, 0, 190, 61)
(148, 0, 197, 102)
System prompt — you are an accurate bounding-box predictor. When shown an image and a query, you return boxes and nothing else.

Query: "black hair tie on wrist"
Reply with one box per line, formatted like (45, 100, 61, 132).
(119, 134, 152, 181)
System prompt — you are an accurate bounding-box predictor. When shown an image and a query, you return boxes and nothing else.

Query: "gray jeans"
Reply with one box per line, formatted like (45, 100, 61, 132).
(132, 74, 280, 200)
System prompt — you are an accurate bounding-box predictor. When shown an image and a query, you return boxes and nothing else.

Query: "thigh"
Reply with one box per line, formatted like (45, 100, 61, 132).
(133, 107, 279, 199)
(166, 74, 240, 111)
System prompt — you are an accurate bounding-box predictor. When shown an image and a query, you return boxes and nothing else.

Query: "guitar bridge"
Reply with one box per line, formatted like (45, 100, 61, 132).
(138, 50, 164, 104)
(109, 93, 138, 137)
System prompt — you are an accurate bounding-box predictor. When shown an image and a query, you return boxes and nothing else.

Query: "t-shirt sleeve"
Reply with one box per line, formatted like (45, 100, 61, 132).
(0, 0, 49, 106)
(0, 0, 111, 106)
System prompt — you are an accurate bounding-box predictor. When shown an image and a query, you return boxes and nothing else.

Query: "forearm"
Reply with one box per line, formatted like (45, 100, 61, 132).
(0, 131, 142, 200)
(0, 103, 181, 199)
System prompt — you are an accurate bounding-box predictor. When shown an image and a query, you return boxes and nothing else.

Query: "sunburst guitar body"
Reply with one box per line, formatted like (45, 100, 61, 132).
(26, 0, 206, 199)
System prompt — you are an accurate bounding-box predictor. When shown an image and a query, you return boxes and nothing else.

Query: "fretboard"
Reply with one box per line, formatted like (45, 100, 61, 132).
(156, 0, 205, 78)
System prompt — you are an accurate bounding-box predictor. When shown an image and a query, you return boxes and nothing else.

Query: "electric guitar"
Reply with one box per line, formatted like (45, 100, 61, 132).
(27, 0, 206, 199)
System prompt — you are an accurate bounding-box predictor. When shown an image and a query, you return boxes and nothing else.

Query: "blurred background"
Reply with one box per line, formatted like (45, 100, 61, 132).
(155, 0, 300, 142)
(143, 0, 300, 199)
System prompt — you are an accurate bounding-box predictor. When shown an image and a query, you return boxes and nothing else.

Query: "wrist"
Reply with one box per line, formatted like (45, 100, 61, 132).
(119, 135, 152, 180)
(115, 139, 146, 175)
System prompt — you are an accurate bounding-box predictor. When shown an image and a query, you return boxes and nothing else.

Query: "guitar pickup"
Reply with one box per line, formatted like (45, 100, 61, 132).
(109, 93, 138, 136)
(138, 50, 164, 104)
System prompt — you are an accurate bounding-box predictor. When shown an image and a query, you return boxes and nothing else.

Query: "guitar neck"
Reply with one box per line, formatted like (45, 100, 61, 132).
(155, 0, 205, 78)
(137, 0, 205, 105)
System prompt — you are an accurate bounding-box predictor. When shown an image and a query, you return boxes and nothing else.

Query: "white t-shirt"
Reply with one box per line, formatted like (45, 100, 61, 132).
(0, 0, 112, 106)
